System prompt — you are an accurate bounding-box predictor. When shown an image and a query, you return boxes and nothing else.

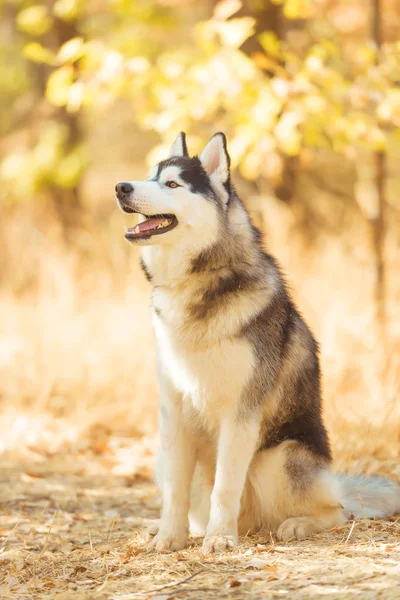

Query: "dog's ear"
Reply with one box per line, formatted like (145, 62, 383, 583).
(168, 132, 188, 158)
(199, 133, 231, 196)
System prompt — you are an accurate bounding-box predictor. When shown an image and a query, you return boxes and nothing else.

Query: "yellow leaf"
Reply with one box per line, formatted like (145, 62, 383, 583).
(304, 95, 327, 115)
(213, 0, 242, 21)
(53, 149, 85, 188)
(67, 82, 85, 113)
(127, 57, 150, 74)
(57, 37, 85, 64)
(23, 43, 55, 65)
(216, 18, 256, 49)
(195, 21, 219, 54)
(224, 48, 258, 80)
(240, 151, 262, 180)
(368, 127, 387, 152)
(46, 66, 75, 107)
(274, 111, 302, 155)
(53, 0, 82, 22)
(259, 32, 280, 57)
(251, 88, 281, 127)
(283, 0, 313, 19)
(17, 6, 52, 36)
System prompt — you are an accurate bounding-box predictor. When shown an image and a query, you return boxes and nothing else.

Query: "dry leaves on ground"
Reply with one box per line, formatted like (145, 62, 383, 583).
(1, 432, 400, 600)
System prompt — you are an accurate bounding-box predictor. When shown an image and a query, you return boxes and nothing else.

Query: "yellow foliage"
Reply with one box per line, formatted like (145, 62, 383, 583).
(53, 0, 83, 22)
(5, 0, 400, 198)
(46, 65, 75, 107)
(56, 37, 85, 65)
(275, 111, 302, 156)
(240, 150, 262, 180)
(196, 16, 255, 53)
(216, 18, 256, 49)
(368, 127, 387, 152)
(23, 42, 55, 65)
(259, 32, 281, 58)
(53, 148, 85, 188)
(66, 82, 85, 112)
(213, 0, 242, 21)
(283, 0, 313, 19)
(17, 5, 53, 37)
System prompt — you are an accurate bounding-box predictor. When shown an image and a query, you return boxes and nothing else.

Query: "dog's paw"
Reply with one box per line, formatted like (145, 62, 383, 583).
(149, 531, 188, 553)
(277, 517, 322, 542)
(202, 534, 237, 555)
(145, 523, 159, 541)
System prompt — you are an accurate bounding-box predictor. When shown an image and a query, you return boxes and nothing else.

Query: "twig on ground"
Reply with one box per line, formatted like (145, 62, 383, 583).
(130, 570, 208, 597)
(36, 510, 57, 562)
(344, 521, 356, 545)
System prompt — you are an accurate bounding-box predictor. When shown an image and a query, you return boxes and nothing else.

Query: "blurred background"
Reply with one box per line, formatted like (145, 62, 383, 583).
(1, 0, 400, 470)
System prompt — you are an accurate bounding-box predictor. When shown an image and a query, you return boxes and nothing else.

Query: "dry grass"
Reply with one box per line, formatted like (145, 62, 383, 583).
(1, 432, 400, 600)
(1, 182, 400, 598)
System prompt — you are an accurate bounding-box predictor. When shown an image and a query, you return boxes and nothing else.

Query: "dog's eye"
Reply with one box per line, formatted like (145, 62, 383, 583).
(166, 181, 179, 188)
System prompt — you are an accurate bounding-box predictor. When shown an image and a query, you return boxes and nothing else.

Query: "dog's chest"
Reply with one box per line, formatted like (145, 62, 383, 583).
(153, 296, 255, 423)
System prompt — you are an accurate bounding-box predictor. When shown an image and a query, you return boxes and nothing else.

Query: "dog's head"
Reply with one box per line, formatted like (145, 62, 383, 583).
(115, 132, 232, 246)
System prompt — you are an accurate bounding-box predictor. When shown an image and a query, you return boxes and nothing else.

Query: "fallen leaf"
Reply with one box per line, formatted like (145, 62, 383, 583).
(175, 552, 187, 561)
(22, 471, 44, 480)
(72, 565, 87, 576)
(247, 557, 279, 572)
(255, 544, 279, 553)
(120, 545, 145, 560)
(226, 579, 241, 588)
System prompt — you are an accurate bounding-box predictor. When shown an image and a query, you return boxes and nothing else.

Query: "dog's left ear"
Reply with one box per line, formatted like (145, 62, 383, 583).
(168, 132, 188, 158)
(199, 133, 231, 200)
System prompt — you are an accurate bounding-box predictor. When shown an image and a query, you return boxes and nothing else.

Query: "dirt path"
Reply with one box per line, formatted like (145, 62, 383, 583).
(1, 440, 400, 600)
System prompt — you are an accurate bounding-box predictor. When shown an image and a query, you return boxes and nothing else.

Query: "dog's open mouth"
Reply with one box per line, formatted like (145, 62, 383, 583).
(125, 214, 178, 240)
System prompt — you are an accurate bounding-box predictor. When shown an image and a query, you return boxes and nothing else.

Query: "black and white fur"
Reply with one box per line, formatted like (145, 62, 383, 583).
(115, 132, 400, 554)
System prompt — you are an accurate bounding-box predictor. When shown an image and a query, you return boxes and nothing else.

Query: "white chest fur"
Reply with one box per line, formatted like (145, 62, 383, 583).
(154, 302, 255, 431)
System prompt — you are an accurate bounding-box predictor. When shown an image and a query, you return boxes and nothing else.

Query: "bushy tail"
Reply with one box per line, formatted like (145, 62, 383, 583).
(333, 473, 400, 520)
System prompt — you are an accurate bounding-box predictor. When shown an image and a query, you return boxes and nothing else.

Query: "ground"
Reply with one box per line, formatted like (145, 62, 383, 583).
(1, 432, 400, 600)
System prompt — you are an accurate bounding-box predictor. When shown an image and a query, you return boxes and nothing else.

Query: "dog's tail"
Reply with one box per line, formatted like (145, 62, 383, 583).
(333, 473, 400, 519)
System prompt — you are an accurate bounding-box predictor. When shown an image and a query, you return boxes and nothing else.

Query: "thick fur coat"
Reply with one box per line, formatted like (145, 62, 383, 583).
(115, 132, 400, 554)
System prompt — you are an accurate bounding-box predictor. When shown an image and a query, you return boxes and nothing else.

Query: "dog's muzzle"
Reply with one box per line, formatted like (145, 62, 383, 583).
(115, 182, 135, 213)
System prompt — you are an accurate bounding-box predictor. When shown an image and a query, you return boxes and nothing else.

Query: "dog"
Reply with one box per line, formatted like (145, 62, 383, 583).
(115, 132, 400, 554)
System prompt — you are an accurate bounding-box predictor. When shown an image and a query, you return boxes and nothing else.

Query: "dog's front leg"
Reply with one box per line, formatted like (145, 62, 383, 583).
(151, 382, 196, 552)
(202, 415, 259, 554)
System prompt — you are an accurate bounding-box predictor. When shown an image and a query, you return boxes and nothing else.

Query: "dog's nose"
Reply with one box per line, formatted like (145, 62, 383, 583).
(115, 182, 134, 197)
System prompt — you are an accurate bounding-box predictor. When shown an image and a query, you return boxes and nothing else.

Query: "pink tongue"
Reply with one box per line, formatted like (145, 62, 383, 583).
(138, 217, 168, 232)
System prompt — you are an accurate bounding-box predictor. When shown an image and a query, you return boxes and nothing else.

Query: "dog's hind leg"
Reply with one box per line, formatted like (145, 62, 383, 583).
(241, 440, 345, 541)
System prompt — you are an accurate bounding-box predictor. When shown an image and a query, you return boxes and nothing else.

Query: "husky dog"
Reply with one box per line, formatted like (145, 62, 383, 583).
(115, 132, 400, 554)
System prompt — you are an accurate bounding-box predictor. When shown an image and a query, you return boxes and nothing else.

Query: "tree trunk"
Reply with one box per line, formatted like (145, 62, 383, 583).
(371, 0, 386, 339)
(238, 1, 307, 202)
